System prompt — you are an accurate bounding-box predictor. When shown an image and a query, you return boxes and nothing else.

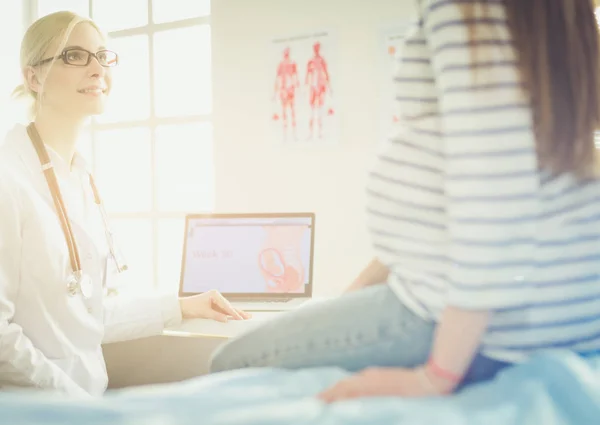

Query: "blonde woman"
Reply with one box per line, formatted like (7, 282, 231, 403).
(211, 0, 600, 402)
(0, 11, 250, 398)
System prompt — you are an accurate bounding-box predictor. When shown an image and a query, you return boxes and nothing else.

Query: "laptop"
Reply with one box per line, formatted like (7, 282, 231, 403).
(179, 212, 315, 311)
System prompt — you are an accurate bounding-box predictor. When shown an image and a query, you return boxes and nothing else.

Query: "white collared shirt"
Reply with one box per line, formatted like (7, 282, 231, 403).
(0, 124, 182, 397)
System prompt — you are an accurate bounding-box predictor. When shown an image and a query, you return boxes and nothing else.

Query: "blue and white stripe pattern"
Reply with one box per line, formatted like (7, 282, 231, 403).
(368, 0, 600, 362)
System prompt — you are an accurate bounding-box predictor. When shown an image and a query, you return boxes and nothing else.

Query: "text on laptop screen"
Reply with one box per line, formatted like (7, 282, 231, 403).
(181, 216, 313, 294)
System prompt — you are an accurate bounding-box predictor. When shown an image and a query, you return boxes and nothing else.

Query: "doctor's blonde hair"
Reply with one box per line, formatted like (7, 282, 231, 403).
(12, 11, 104, 118)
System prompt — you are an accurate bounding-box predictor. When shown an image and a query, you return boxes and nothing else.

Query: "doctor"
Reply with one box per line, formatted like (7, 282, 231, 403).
(0, 11, 250, 398)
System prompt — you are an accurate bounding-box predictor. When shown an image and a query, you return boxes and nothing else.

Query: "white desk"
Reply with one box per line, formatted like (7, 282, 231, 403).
(105, 314, 280, 389)
(162, 297, 333, 339)
(162, 312, 282, 339)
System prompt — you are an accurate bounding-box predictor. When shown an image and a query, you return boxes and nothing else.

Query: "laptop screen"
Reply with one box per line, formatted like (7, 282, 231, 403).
(180, 214, 314, 297)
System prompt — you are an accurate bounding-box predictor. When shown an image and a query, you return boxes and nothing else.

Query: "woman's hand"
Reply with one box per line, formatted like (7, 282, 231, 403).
(317, 367, 454, 403)
(344, 258, 389, 293)
(179, 290, 252, 322)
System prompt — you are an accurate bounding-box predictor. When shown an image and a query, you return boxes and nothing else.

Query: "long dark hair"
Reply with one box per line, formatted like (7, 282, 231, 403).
(463, 0, 600, 177)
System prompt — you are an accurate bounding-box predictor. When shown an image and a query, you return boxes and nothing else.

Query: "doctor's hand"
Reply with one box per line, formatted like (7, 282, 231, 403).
(179, 290, 252, 322)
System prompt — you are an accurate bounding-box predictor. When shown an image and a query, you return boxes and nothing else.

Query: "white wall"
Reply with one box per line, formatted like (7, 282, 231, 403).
(212, 0, 415, 296)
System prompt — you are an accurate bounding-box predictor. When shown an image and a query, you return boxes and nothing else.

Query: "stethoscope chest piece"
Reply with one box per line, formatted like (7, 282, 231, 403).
(66, 275, 79, 297)
(66, 272, 94, 299)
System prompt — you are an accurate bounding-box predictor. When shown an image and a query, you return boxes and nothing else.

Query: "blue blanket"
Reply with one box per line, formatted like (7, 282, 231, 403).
(1, 350, 599, 425)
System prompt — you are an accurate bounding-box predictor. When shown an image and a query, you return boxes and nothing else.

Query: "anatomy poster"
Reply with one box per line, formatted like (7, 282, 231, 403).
(378, 23, 414, 143)
(270, 30, 338, 145)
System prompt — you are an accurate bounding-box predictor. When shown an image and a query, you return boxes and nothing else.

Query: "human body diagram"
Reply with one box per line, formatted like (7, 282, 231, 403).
(273, 41, 334, 141)
(273, 48, 300, 140)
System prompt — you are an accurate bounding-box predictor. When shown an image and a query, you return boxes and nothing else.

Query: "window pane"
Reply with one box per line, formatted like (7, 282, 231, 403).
(157, 218, 185, 292)
(93, 0, 147, 32)
(94, 127, 152, 213)
(109, 218, 153, 293)
(155, 122, 214, 212)
(97, 35, 150, 123)
(152, 0, 210, 23)
(38, 0, 89, 17)
(0, 0, 25, 139)
(154, 25, 212, 117)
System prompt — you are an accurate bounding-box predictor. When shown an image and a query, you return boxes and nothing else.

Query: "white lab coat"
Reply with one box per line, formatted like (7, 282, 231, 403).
(0, 124, 182, 397)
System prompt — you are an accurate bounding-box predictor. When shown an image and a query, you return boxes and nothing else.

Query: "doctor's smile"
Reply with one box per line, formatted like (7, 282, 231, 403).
(77, 85, 108, 96)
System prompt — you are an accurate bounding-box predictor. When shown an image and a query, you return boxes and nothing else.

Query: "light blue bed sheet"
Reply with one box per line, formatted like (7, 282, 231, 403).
(1, 350, 599, 425)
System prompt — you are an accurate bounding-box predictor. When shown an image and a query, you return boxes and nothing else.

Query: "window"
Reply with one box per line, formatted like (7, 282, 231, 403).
(0, 1, 26, 139)
(37, 0, 89, 18)
(35, 0, 214, 293)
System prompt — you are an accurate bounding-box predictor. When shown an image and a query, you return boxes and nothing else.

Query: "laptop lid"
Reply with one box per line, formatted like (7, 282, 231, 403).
(179, 213, 315, 299)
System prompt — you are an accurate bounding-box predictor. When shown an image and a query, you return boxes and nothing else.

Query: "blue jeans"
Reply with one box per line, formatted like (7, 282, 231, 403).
(210, 284, 510, 390)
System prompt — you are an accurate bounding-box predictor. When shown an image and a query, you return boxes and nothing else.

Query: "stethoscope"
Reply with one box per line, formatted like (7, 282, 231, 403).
(27, 123, 128, 299)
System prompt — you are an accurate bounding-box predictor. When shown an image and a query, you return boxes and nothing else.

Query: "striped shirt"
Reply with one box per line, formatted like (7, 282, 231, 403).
(367, 0, 600, 363)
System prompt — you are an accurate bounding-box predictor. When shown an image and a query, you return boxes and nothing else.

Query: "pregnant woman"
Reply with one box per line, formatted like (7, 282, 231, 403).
(211, 0, 600, 402)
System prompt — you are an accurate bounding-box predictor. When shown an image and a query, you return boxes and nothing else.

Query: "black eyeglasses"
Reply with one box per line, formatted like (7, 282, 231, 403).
(34, 48, 119, 68)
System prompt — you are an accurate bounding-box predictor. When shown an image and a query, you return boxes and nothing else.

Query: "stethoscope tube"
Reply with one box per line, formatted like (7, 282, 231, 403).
(88, 171, 127, 274)
(27, 124, 83, 277)
(26, 122, 127, 299)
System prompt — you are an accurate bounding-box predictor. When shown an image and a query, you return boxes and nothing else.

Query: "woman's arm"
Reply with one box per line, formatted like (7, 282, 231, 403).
(421, 0, 539, 385)
(102, 289, 248, 344)
(102, 292, 182, 344)
(0, 174, 89, 397)
(345, 258, 389, 292)
(425, 308, 491, 391)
